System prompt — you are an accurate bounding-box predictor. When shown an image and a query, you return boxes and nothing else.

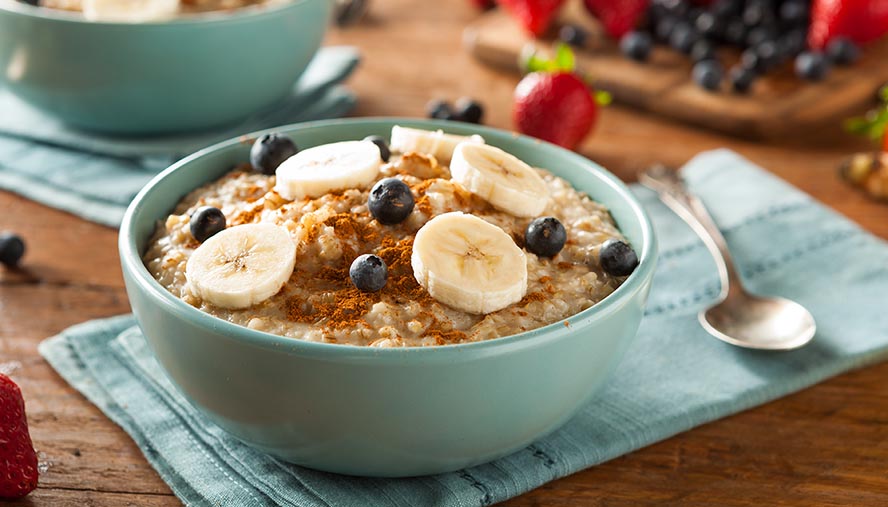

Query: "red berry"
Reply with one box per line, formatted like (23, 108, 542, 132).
(513, 72, 598, 150)
(583, 0, 649, 39)
(808, 0, 888, 49)
(0, 374, 38, 499)
(498, 0, 565, 36)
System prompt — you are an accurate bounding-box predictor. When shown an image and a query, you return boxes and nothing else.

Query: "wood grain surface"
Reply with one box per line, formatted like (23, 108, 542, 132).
(2, 1, 888, 506)
(464, 6, 888, 139)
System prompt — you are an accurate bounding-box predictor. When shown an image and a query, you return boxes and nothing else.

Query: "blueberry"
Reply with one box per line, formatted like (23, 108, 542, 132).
(742, 1, 775, 27)
(711, 0, 741, 18)
(669, 22, 698, 54)
(724, 19, 747, 46)
(426, 99, 454, 120)
(620, 31, 653, 61)
(692, 59, 723, 91)
(795, 51, 830, 81)
(690, 40, 716, 62)
(745, 26, 775, 48)
(740, 47, 764, 72)
(0, 233, 25, 267)
(779, 29, 808, 57)
(524, 217, 567, 258)
(658, 0, 690, 17)
(349, 254, 387, 292)
(694, 12, 722, 38)
(754, 40, 780, 70)
(826, 37, 860, 65)
(190, 206, 226, 242)
(559, 24, 588, 47)
(249, 133, 298, 175)
(599, 240, 638, 277)
(363, 135, 391, 162)
(454, 97, 484, 124)
(779, 0, 808, 25)
(368, 178, 415, 225)
(655, 17, 678, 42)
(729, 65, 756, 93)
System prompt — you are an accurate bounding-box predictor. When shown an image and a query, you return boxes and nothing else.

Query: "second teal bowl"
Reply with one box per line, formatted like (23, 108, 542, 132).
(0, 0, 331, 134)
(119, 119, 658, 477)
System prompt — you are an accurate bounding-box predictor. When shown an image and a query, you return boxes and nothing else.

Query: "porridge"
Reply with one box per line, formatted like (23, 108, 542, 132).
(30, 0, 284, 20)
(142, 126, 639, 347)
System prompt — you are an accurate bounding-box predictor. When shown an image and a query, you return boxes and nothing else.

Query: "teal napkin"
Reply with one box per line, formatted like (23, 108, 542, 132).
(39, 150, 888, 507)
(0, 46, 360, 228)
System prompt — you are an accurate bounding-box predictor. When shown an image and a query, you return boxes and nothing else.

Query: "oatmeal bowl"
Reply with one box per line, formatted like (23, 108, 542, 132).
(119, 118, 657, 477)
(0, 0, 330, 133)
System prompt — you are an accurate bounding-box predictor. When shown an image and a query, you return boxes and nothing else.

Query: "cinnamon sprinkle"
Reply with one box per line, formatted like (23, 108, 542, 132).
(286, 234, 469, 345)
(519, 292, 548, 306)
(285, 288, 379, 330)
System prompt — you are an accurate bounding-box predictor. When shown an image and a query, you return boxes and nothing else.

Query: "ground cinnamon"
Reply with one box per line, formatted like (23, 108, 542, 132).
(284, 233, 469, 344)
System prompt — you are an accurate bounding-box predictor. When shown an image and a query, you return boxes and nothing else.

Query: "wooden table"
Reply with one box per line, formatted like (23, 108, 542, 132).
(2, 1, 887, 506)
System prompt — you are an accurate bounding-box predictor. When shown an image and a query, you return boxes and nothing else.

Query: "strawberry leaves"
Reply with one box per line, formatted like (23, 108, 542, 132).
(845, 85, 888, 146)
(520, 44, 612, 106)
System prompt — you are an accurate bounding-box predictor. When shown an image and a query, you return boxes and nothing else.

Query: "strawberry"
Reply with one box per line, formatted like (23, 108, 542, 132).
(513, 45, 607, 150)
(497, 0, 565, 37)
(583, 0, 649, 39)
(0, 373, 38, 500)
(808, 0, 888, 49)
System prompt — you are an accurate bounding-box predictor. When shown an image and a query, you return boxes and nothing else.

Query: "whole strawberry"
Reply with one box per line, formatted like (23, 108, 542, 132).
(808, 0, 888, 49)
(0, 373, 38, 499)
(514, 45, 607, 150)
(498, 0, 565, 37)
(583, 0, 648, 39)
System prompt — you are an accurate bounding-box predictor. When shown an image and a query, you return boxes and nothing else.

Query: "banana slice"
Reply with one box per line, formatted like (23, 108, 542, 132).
(274, 141, 382, 200)
(390, 126, 485, 163)
(83, 0, 179, 22)
(185, 223, 296, 310)
(449, 142, 549, 218)
(412, 212, 527, 315)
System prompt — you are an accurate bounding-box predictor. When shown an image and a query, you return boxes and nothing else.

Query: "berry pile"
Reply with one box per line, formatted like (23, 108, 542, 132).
(616, 0, 862, 92)
(426, 97, 485, 124)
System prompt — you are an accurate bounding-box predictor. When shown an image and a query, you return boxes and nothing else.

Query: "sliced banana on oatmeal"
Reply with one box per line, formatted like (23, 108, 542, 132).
(185, 223, 296, 310)
(390, 126, 485, 163)
(412, 212, 527, 315)
(274, 141, 382, 200)
(449, 142, 550, 218)
(82, 0, 179, 21)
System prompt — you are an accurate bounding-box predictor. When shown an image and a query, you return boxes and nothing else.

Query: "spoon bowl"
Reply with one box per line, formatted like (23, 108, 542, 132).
(700, 294, 816, 351)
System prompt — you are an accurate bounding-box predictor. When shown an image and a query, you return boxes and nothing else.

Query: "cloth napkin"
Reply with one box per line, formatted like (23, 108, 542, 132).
(0, 46, 360, 228)
(39, 150, 888, 507)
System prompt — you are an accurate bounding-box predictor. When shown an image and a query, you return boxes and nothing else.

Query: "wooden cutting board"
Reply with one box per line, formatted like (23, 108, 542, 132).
(463, 7, 888, 139)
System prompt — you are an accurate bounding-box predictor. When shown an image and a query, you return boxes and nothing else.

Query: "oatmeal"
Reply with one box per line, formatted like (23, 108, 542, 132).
(143, 127, 637, 347)
(36, 0, 283, 18)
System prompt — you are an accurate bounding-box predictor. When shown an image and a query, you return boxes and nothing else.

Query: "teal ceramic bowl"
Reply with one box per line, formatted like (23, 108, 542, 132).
(0, 0, 330, 134)
(119, 118, 658, 477)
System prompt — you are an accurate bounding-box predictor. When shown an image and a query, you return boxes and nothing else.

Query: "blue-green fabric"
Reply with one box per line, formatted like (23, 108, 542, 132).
(39, 150, 888, 506)
(0, 46, 359, 228)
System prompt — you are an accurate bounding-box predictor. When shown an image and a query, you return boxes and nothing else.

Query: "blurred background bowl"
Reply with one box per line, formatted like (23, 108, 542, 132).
(0, 0, 331, 134)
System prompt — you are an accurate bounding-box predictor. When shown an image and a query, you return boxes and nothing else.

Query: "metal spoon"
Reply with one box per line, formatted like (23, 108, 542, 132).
(639, 165, 816, 350)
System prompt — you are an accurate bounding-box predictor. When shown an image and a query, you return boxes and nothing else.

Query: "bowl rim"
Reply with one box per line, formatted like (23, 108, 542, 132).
(0, 0, 314, 26)
(119, 117, 657, 359)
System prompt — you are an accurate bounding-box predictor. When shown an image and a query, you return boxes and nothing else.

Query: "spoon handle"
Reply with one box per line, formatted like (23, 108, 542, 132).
(638, 165, 745, 301)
